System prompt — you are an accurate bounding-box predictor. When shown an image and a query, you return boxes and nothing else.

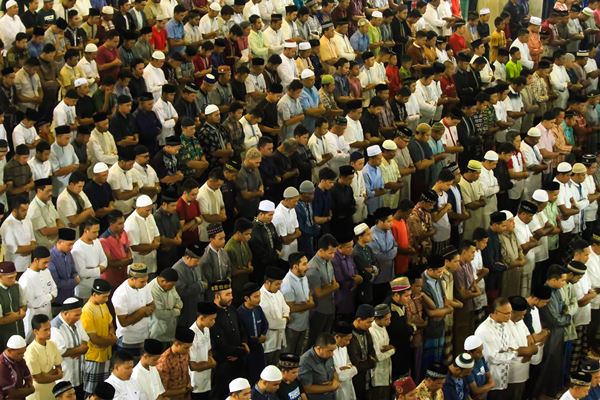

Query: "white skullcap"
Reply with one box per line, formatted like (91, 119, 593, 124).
(366, 145, 382, 157)
(502, 210, 514, 219)
(136, 195, 153, 208)
(354, 223, 369, 236)
(284, 41, 298, 49)
(205, 104, 219, 115)
(529, 16, 542, 26)
(527, 127, 541, 137)
(260, 365, 283, 382)
(532, 189, 549, 202)
(298, 42, 311, 51)
(101, 5, 114, 14)
(557, 162, 572, 173)
(6, 335, 26, 349)
(93, 162, 109, 174)
(84, 43, 98, 53)
(372, 10, 383, 18)
(74, 78, 88, 88)
(382, 139, 397, 151)
(479, 8, 490, 15)
(152, 50, 165, 60)
(300, 69, 315, 79)
(484, 150, 499, 161)
(5, 0, 17, 8)
(209, 2, 221, 11)
(584, 7, 594, 17)
(229, 378, 250, 393)
(258, 200, 275, 212)
(283, 187, 300, 199)
(464, 335, 483, 351)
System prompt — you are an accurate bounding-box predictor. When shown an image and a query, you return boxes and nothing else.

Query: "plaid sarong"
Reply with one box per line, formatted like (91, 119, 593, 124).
(83, 360, 111, 395)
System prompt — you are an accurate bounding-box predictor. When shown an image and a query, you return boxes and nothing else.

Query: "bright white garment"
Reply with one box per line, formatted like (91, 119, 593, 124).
(131, 363, 165, 400)
(107, 163, 136, 215)
(259, 285, 290, 353)
(189, 322, 212, 393)
(369, 322, 394, 387)
(263, 26, 285, 55)
(88, 129, 118, 169)
(528, 211, 549, 263)
(510, 38, 534, 70)
(198, 14, 219, 38)
(478, 167, 499, 219)
(143, 63, 167, 102)
(124, 211, 160, 274)
(105, 374, 148, 400)
(71, 238, 107, 299)
(12, 124, 39, 159)
(19, 268, 57, 338)
(272, 202, 299, 261)
(0, 214, 35, 273)
(112, 281, 153, 345)
(475, 317, 517, 391)
(555, 179, 575, 233)
(586, 248, 600, 310)
(324, 131, 351, 173)
(332, 346, 357, 400)
(277, 54, 298, 90)
(0, 14, 25, 49)
(153, 98, 178, 146)
(506, 319, 530, 384)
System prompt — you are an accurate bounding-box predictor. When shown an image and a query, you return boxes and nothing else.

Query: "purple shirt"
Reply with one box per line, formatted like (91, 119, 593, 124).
(48, 246, 78, 305)
(332, 251, 358, 315)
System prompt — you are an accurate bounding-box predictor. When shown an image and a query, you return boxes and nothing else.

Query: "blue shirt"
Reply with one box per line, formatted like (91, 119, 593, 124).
(28, 41, 43, 58)
(349, 30, 369, 54)
(466, 357, 490, 389)
(443, 375, 469, 400)
(166, 19, 185, 55)
(363, 163, 384, 214)
(428, 137, 445, 182)
(48, 246, 78, 305)
(368, 226, 398, 284)
(251, 385, 279, 400)
(299, 86, 320, 133)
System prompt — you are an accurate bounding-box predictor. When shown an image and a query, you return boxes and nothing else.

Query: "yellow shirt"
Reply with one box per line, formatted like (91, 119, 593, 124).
(319, 35, 338, 64)
(81, 301, 113, 362)
(24, 340, 63, 400)
(58, 64, 84, 97)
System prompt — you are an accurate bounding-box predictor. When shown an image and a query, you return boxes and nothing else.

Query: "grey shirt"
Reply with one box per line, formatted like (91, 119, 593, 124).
(306, 255, 335, 315)
(172, 258, 206, 328)
(235, 165, 263, 219)
(280, 270, 310, 331)
(298, 348, 336, 400)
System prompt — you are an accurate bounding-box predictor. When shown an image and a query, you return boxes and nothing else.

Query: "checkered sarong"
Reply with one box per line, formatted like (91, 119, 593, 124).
(83, 360, 111, 395)
(571, 325, 588, 374)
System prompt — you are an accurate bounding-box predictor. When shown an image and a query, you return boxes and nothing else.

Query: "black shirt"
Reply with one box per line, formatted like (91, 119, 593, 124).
(231, 80, 247, 103)
(76, 95, 96, 121)
(276, 380, 303, 400)
(128, 75, 147, 102)
(360, 110, 381, 139)
(83, 180, 113, 232)
(21, 10, 37, 30)
(109, 112, 137, 143)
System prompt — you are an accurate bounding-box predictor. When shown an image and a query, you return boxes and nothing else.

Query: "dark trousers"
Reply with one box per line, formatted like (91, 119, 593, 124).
(211, 358, 245, 400)
(532, 259, 550, 293)
(590, 309, 600, 350)
(191, 393, 210, 400)
(307, 312, 334, 349)
(285, 328, 307, 355)
(75, 385, 85, 400)
(487, 389, 509, 400)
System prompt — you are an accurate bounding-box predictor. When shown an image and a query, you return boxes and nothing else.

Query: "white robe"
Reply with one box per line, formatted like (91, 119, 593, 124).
(332, 346, 357, 400)
(19, 268, 57, 339)
(259, 286, 290, 353)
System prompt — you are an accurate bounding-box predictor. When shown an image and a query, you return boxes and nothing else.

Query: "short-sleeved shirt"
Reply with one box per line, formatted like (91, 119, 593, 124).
(56, 189, 93, 237)
(96, 45, 120, 80)
(298, 348, 335, 400)
(26, 196, 60, 249)
(50, 143, 80, 197)
(24, 340, 63, 400)
(112, 281, 153, 345)
(0, 353, 31, 398)
(81, 301, 113, 363)
(306, 255, 335, 315)
(176, 197, 201, 246)
(107, 163, 135, 215)
(0, 214, 35, 273)
(281, 271, 310, 332)
(466, 357, 490, 388)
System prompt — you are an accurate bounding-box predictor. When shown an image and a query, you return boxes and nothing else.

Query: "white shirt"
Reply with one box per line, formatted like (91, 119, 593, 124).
(277, 53, 298, 90)
(263, 26, 284, 55)
(432, 191, 451, 242)
(331, 31, 355, 61)
(558, 390, 577, 400)
(493, 60, 507, 82)
(112, 281, 153, 344)
(19, 268, 57, 338)
(243, 1, 261, 20)
(12, 124, 39, 159)
(556, 178, 576, 233)
(184, 22, 203, 45)
(124, 211, 160, 274)
(131, 363, 165, 400)
(369, 322, 394, 387)
(143, 64, 167, 102)
(259, 285, 290, 353)
(28, 158, 52, 181)
(52, 101, 77, 130)
(307, 133, 331, 181)
(196, 183, 224, 242)
(0, 13, 25, 49)
(324, 131, 350, 172)
(153, 98, 178, 146)
(344, 116, 364, 144)
(583, 174, 598, 222)
(272, 202, 299, 261)
(56, 189, 92, 238)
(423, 3, 445, 35)
(514, 215, 536, 268)
(510, 38, 534, 69)
(529, 306, 544, 365)
(245, 73, 267, 110)
(50, 142, 80, 197)
(414, 80, 438, 121)
(105, 374, 148, 400)
(479, 167, 499, 214)
(550, 63, 570, 92)
(332, 346, 357, 400)
(108, 163, 136, 214)
(240, 115, 262, 149)
(506, 319, 530, 384)
(77, 57, 99, 94)
(528, 211, 549, 262)
(71, 238, 107, 299)
(585, 58, 599, 92)
(0, 214, 35, 273)
(50, 315, 89, 387)
(88, 129, 118, 168)
(475, 317, 517, 390)
(198, 14, 219, 38)
(586, 247, 600, 310)
(574, 273, 592, 326)
(189, 322, 212, 393)
(131, 163, 159, 203)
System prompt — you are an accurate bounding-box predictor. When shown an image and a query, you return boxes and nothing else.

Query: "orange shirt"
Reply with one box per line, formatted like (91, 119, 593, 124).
(391, 218, 410, 275)
(528, 32, 543, 64)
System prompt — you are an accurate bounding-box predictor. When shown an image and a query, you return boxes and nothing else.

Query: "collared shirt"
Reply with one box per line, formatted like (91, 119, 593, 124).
(277, 93, 303, 139)
(189, 322, 211, 393)
(0, 352, 31, 397)
(474, 317, 517, 390)
(105, 374, 145, 400)
(48, 246, 78, 305)
(148, 278, 183, 342)
(363, 163, 384, 214)
(50, 143, 80, 197)
(107, 163, 136, 215)
(0, 214, 35, 273)
(113, 281, 153, 345)
(26, 196, 59, 249)
(131, 362, 164, 400)
(281, 271, 310, 331)
(272, 202, 299, 261)
(298, 348, 336, 400)
(306, 255, 335, 315)
(50, 314, 89, 387)
(124, 211, 159, 274)
(24, 340, 63, 400)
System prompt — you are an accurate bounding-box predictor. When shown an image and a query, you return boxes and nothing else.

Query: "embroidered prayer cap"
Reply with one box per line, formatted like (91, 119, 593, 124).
(185, 244, 204, 258)
(0, 262, 16, 275)
(568, 260, 587, 275)
(242, 282, 261, 297)
(135, 194, 153, 208)
(532, 284, 552, 300)
(143, 338, 163, 355)
(58, 228, 76, 241)
(366, 145, 382, 157)
(211, 279, 232, 293)
(420, 189, 438, 203)
(509, 295, 528, 311)
(320, 74, 334, 86)
(532, 189, 549, 203)
(175, 327, 195, 343)
(207, 223, 224, 237)
(204, 74, 217, 84)
(426, 362, 448, 379)
(6, 335, 26, 349)
(416, 123, 431, 134)
(229, 378, 251, 393)
(333, 321, 353, 335)
(339, 165, 355, 177)
(573, 163, 587, 174)
(581, 358, 600, 374)
(582, 154, 597, 165)
(225, 160, 240, 172)
(52, 381, 74, 397)
(445, 162, 460, 173)
(571, 371, 592, 386)
(165, 135, 181, 146)
(355, 304, 375, 319)
(278, 353, 300, 369)
(394, 376, 416, 395)
(519, 200, 537, 215)
(354, 223, 369, 237)
(374, 304, 390, 317)
(300, 69, 315, 79)
(484, 150, 499, 161)
(61, 297, 82, 312)
(197, 301, 219, 315)
(265, 267, 287, 281)
(464, 335, 483, 351)
(455, 353, 475, 369)
(92, 278, 111, 294)
(299, 180, 315, 193)
(127, 262, 148, 277)
(260, 365, 283, 382)
(577, 49, 590, 58)
(93, 382, 115, 400)
(467, 160, 482, 172)
(390, 276, 411, 292)
(283, 187, 300, 199)
(321, 21, 334, 30)
(258, 200, 276, 212)
(557, 162, 573, 173)
(398, 126, 413, 139)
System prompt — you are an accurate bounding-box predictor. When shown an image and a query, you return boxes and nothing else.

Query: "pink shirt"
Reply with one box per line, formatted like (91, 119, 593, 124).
(100, 230, 130, 288)
(535, 123, 556, 153)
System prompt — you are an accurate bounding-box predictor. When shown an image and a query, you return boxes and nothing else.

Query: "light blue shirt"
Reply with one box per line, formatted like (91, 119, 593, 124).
(166, 19, 185, 55)
(349, 30, 369, 55)
(368, 226, 398, 284)
(299, 86, 320, 133)
(277, 94, 304, 139)
(363, 163, 384, 214)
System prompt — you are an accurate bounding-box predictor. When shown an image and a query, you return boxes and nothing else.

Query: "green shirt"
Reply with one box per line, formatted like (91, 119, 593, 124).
(543, 200, 560, 251)
(506, 59, 522, 80)
(367, 23, 382, 56)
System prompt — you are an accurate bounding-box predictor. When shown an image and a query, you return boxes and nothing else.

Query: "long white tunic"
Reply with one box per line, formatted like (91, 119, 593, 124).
(369, 322, 394, 387)
(88, 129, 118, 171)
(478, 167, 499, 224)
(124, 211, 160, 274)
(0, 14, 25, 49)
(153, 98, 178, 146)
(19, 268, 57, 338)
(71, 239, 107, 299)
(474, 317, 517, 391)
(259, 286, 290, 353)
(332, 346, 357, 400)
(263, 26, 285, 56)
(189, 322, 212, 393)
(143, 64, 168, 102)
(0, 214, 35, 273)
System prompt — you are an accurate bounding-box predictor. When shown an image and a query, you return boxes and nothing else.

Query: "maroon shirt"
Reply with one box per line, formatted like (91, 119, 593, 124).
(0, 353, 31, 400)
(96, 45, 120, 80)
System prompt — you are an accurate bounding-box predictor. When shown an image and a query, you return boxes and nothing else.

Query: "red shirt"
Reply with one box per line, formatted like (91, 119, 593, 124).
(176, 197, 201, 246)
(448, 33, 467, 56)
(151, 26, 168, 51)
(385, 65, 401, 97)
(96, 45, 120, 80)
(391, 218, 410, 275)
(440, 74, 457, 98)
(99, 230, 130, 289)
